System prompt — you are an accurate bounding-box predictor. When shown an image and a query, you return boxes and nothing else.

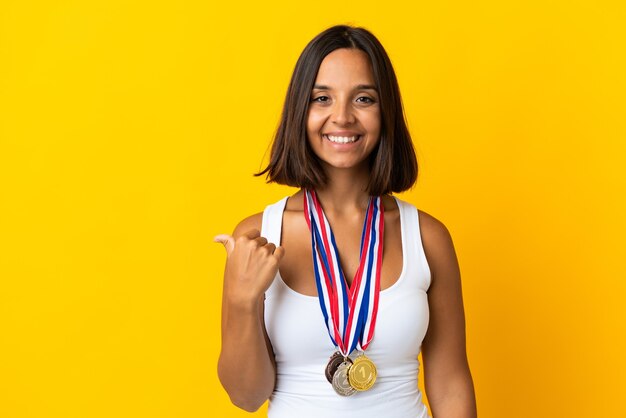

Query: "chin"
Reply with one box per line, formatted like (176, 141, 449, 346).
(321, 158, 370, 170)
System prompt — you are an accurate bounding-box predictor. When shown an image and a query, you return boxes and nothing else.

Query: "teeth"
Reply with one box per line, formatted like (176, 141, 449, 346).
(326, 135, 359, 144)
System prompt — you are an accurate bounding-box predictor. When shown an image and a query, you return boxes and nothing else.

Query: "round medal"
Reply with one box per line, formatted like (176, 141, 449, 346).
(325, 352, 350, 384)
(348, 354, 377, 391)
(331, 361, 356, 396)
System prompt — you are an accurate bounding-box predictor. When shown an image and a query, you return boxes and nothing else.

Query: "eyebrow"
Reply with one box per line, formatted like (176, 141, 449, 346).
(313, 84, 378, 91)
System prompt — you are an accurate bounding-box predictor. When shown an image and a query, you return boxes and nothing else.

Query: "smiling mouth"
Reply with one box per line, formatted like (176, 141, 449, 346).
(323, 134, 361, 144)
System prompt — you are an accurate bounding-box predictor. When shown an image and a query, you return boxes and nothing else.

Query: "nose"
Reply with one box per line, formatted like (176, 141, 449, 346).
(331, 98, 356, 125)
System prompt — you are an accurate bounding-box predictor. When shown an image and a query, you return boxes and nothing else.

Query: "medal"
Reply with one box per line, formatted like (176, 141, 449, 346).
(304, 189, 384, 394)
(348, 354, 377, 391)
(325, 351, 350, 383)
(331, 361, 356, 396)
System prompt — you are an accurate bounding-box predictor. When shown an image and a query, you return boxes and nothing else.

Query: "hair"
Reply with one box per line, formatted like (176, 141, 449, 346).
(255, 24, 418, 196)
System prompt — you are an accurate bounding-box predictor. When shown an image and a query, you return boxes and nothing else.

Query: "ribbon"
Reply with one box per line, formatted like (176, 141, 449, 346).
(303, 189, 384, 357)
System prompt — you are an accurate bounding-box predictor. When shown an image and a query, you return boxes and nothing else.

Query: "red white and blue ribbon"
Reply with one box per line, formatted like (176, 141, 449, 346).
(303, 189, 384, 357)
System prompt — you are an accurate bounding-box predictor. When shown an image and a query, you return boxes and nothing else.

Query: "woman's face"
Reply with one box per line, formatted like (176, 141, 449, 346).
(306, 48, 381, 171)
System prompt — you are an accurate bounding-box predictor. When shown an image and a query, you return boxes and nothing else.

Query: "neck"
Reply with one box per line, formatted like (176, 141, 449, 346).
(311, 164, 371, 214)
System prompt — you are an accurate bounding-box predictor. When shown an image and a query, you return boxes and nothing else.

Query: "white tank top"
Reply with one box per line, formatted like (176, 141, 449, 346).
(262, 196, 432, 418)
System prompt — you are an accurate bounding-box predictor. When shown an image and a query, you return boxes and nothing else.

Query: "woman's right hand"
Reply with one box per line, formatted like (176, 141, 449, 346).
(214, 229, 285, 308)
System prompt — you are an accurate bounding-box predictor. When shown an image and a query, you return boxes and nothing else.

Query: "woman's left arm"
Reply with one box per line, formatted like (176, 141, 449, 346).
(419, 211, 477, 418)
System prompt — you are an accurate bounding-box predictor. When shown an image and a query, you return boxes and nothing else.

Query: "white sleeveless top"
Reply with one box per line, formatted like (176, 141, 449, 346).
(262, 196, 432, 418)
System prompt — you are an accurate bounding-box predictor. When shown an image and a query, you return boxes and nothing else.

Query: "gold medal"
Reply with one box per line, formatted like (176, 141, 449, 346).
(347, 354, 377, 391)
(331, 361, 356, 396)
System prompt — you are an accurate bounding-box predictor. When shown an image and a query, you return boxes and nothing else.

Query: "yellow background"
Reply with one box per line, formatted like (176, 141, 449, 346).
(1, 1, 625, 417)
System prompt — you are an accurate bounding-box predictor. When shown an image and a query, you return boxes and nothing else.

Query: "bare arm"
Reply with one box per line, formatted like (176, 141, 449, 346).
(419, 211, 477, 418)
(215, 214, 284, 412)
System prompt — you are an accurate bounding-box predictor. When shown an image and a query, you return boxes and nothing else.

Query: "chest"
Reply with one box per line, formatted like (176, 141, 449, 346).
(277, 209, 403, 296)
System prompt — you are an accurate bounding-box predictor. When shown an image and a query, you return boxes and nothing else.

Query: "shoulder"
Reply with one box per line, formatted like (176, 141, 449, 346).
(231, 194, 293, 239)
(232, 212, 263, 239)
(415, 209, 459, 276)
(392, 197, 452, 246)
(417, 209, 454, 246)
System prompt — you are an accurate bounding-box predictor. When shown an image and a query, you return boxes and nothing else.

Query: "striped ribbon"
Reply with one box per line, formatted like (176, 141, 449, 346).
(303, 189, 384, 357)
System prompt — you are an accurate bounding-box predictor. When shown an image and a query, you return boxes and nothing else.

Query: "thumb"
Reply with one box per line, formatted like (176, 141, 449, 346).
(213, 234, 235, 255)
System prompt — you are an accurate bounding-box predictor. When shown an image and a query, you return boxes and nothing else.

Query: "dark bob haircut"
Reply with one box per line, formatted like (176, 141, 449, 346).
(255, 24, 418, 196)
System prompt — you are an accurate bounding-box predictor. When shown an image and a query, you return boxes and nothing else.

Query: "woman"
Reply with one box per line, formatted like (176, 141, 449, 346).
(215, 25, 477, 417)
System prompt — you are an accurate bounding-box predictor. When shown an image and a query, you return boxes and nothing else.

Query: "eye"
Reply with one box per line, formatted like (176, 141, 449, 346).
(356, 96, 375, 104)
(311, 96, 329, 103)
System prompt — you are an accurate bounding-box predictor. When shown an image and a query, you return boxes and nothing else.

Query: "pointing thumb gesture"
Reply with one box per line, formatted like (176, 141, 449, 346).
(214, 234, 235, 256)
(215, 228, 285, 305)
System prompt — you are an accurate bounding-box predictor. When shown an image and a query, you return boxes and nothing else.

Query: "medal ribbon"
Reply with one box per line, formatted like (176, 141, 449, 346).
(303, 189, 384, 357)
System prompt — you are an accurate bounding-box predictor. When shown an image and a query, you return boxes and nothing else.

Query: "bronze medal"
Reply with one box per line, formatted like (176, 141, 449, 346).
(325, 352, 350, 383)
(331, 361, 356, 396)
(347, 354, 377, 391)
